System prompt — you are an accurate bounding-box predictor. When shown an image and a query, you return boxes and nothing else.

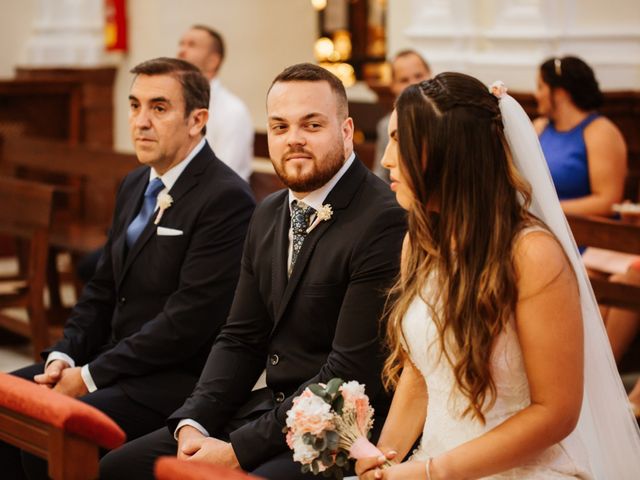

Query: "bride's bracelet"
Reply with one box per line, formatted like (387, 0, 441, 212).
(425, 457, 433, 480)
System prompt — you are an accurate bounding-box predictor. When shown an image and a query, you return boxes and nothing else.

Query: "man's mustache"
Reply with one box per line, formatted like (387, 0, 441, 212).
(283, 147, 315, 161)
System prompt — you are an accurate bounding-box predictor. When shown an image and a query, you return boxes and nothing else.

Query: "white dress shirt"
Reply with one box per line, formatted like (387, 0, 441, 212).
(175, 151, 356, 440)
(207, 79, 254, 182)
(46, 138, 207, 392)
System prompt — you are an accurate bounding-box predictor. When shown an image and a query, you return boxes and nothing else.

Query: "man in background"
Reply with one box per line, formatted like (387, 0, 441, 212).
(374, 49, 431, 180)
(178, 25, 254, 182)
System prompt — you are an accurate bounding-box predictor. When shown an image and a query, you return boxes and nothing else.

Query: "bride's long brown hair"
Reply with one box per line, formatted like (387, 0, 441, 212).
(383, 73, 537, 423)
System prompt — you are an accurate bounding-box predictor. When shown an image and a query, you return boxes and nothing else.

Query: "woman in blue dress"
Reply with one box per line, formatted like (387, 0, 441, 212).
(533, 55, 626, 217)
(535, 56, 640, 419)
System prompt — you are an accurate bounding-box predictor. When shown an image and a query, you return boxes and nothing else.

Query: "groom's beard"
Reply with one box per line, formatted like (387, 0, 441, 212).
(273, 144, 345, 193)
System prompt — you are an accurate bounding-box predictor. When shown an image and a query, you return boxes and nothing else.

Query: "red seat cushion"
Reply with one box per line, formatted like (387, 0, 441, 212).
(0, 373, 125, 449)
(155, 457, 263, 480)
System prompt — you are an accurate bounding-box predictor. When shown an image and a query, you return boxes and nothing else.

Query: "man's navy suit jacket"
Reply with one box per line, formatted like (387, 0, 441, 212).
(170, 157, 406, 469)
(44, 142, 255, 415)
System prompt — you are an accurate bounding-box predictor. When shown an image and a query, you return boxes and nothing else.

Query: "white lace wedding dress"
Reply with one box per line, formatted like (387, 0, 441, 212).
(403, 270, 594, 479)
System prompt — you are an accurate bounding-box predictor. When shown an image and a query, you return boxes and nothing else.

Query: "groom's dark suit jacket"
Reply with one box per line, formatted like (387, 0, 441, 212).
(169, 158, 406, 470)
(44, 142, 255, 416)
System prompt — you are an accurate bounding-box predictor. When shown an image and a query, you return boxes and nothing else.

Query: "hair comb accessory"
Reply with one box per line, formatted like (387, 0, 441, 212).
(554, 57, 562, 76)
(489, 80, 507, 99)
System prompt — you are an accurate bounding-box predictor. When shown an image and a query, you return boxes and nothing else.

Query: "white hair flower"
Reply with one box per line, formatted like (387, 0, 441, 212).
(489, 80, 508, 99)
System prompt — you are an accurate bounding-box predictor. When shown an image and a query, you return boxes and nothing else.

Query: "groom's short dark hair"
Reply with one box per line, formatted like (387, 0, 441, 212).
(269, 63, 349, 119)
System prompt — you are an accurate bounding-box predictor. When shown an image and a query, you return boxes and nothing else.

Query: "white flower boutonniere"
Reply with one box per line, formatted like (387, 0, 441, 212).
(306, 204, 333, 234)
(154, 193, 174, 225)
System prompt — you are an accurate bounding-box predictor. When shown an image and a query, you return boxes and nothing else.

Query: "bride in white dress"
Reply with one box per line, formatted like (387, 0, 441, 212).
(355, 73, 640, 479)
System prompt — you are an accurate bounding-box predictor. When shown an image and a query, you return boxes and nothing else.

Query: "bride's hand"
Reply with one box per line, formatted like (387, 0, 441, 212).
(357, 460, 432, 479)
(355, 455, 386, 479)
(355, 450, 397, 479)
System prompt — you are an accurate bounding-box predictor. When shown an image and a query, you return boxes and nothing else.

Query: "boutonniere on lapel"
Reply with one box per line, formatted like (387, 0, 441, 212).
(154, 192, 174, 225)
(306, 204, 333, 234)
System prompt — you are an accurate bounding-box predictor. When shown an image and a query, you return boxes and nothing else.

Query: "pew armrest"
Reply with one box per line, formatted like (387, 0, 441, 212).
(0, 372, 125, 479)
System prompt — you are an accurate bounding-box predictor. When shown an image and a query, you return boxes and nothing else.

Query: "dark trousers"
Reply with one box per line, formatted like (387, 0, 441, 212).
(100, 426, 324, 480)
(100, 390, 371, 480)
(0, 363, 166, 480)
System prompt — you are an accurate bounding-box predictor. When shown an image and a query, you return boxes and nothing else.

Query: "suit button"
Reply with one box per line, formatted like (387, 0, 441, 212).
(270, 354, 279, 366)
(274, 392, 285, 403)
(119, 297, 126, 304)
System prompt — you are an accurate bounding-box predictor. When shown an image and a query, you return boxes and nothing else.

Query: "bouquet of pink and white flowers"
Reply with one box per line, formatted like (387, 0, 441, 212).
(285, 378, 385, 478)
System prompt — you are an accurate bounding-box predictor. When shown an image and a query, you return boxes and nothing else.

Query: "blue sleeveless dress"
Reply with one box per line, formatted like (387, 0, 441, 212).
(539, 113, 599, 201)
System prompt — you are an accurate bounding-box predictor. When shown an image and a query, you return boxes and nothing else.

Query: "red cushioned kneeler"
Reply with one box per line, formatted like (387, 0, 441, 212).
(0, 373, 125, 479)
(155, 457, 264, 480)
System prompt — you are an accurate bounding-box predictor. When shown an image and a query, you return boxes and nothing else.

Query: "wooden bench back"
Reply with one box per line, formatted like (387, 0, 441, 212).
(567, 214, 640, 255)
(0, 135, 137, 225)
(0, 176, 54, 236)
(1, 135, 135, 179)
(567, 213, 640, 312)
(0, 176, 55, 356)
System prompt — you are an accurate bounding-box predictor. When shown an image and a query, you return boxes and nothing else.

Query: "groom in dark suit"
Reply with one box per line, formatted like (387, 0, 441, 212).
(100, 63, 406, 479)
(1, 57, 254, 479)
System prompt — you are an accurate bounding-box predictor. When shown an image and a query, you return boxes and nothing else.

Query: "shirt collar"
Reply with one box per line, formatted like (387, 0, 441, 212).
(288, 151, 355, 213)
(210, 78, 221, 98)
(149, 137, 206, 190)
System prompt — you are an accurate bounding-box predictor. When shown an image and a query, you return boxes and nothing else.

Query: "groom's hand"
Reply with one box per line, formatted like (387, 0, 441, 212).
(177, 425, 206, 460)
(186, 437, 240, 469)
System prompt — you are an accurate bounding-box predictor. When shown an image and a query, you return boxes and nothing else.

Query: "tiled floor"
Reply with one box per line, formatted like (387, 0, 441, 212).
(0, 341, 32, 372)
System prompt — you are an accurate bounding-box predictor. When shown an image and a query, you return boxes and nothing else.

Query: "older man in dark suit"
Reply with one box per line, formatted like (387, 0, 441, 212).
(100, 63, 406, 480)
(1, 57, 254, 479)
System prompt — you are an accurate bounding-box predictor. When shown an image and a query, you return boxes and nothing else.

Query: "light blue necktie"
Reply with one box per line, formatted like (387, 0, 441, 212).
(126, 177, 165, 248)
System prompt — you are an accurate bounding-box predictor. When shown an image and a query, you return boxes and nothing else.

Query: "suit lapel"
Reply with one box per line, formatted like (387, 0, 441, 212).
(270, 194, 290, 318)
(113, 171, 147, 281)
(273, 158, 368, 326)
(118, 144, 210, 286)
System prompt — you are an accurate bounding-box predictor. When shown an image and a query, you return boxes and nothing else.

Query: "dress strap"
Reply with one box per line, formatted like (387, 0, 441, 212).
(576, 112, 600, 130)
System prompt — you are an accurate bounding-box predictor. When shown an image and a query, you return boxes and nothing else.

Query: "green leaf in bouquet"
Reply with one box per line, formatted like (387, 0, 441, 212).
(334, 450, 349, 467)
(312, 433, 328, 451)
(326, 378, 344, 396)
(322, 465, 344, 479)
(308, 383, 328, 400)
(303, 432, 315, 445)
(332, 394, 344, 415)
(312, 459, 321, 475)
(325, 430, 339, 451)
(301, 464, 311, 474)
(320, 448, 335, 467)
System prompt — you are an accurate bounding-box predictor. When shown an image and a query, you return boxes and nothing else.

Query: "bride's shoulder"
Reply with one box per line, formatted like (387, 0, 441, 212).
(513, 228, 574, 300)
